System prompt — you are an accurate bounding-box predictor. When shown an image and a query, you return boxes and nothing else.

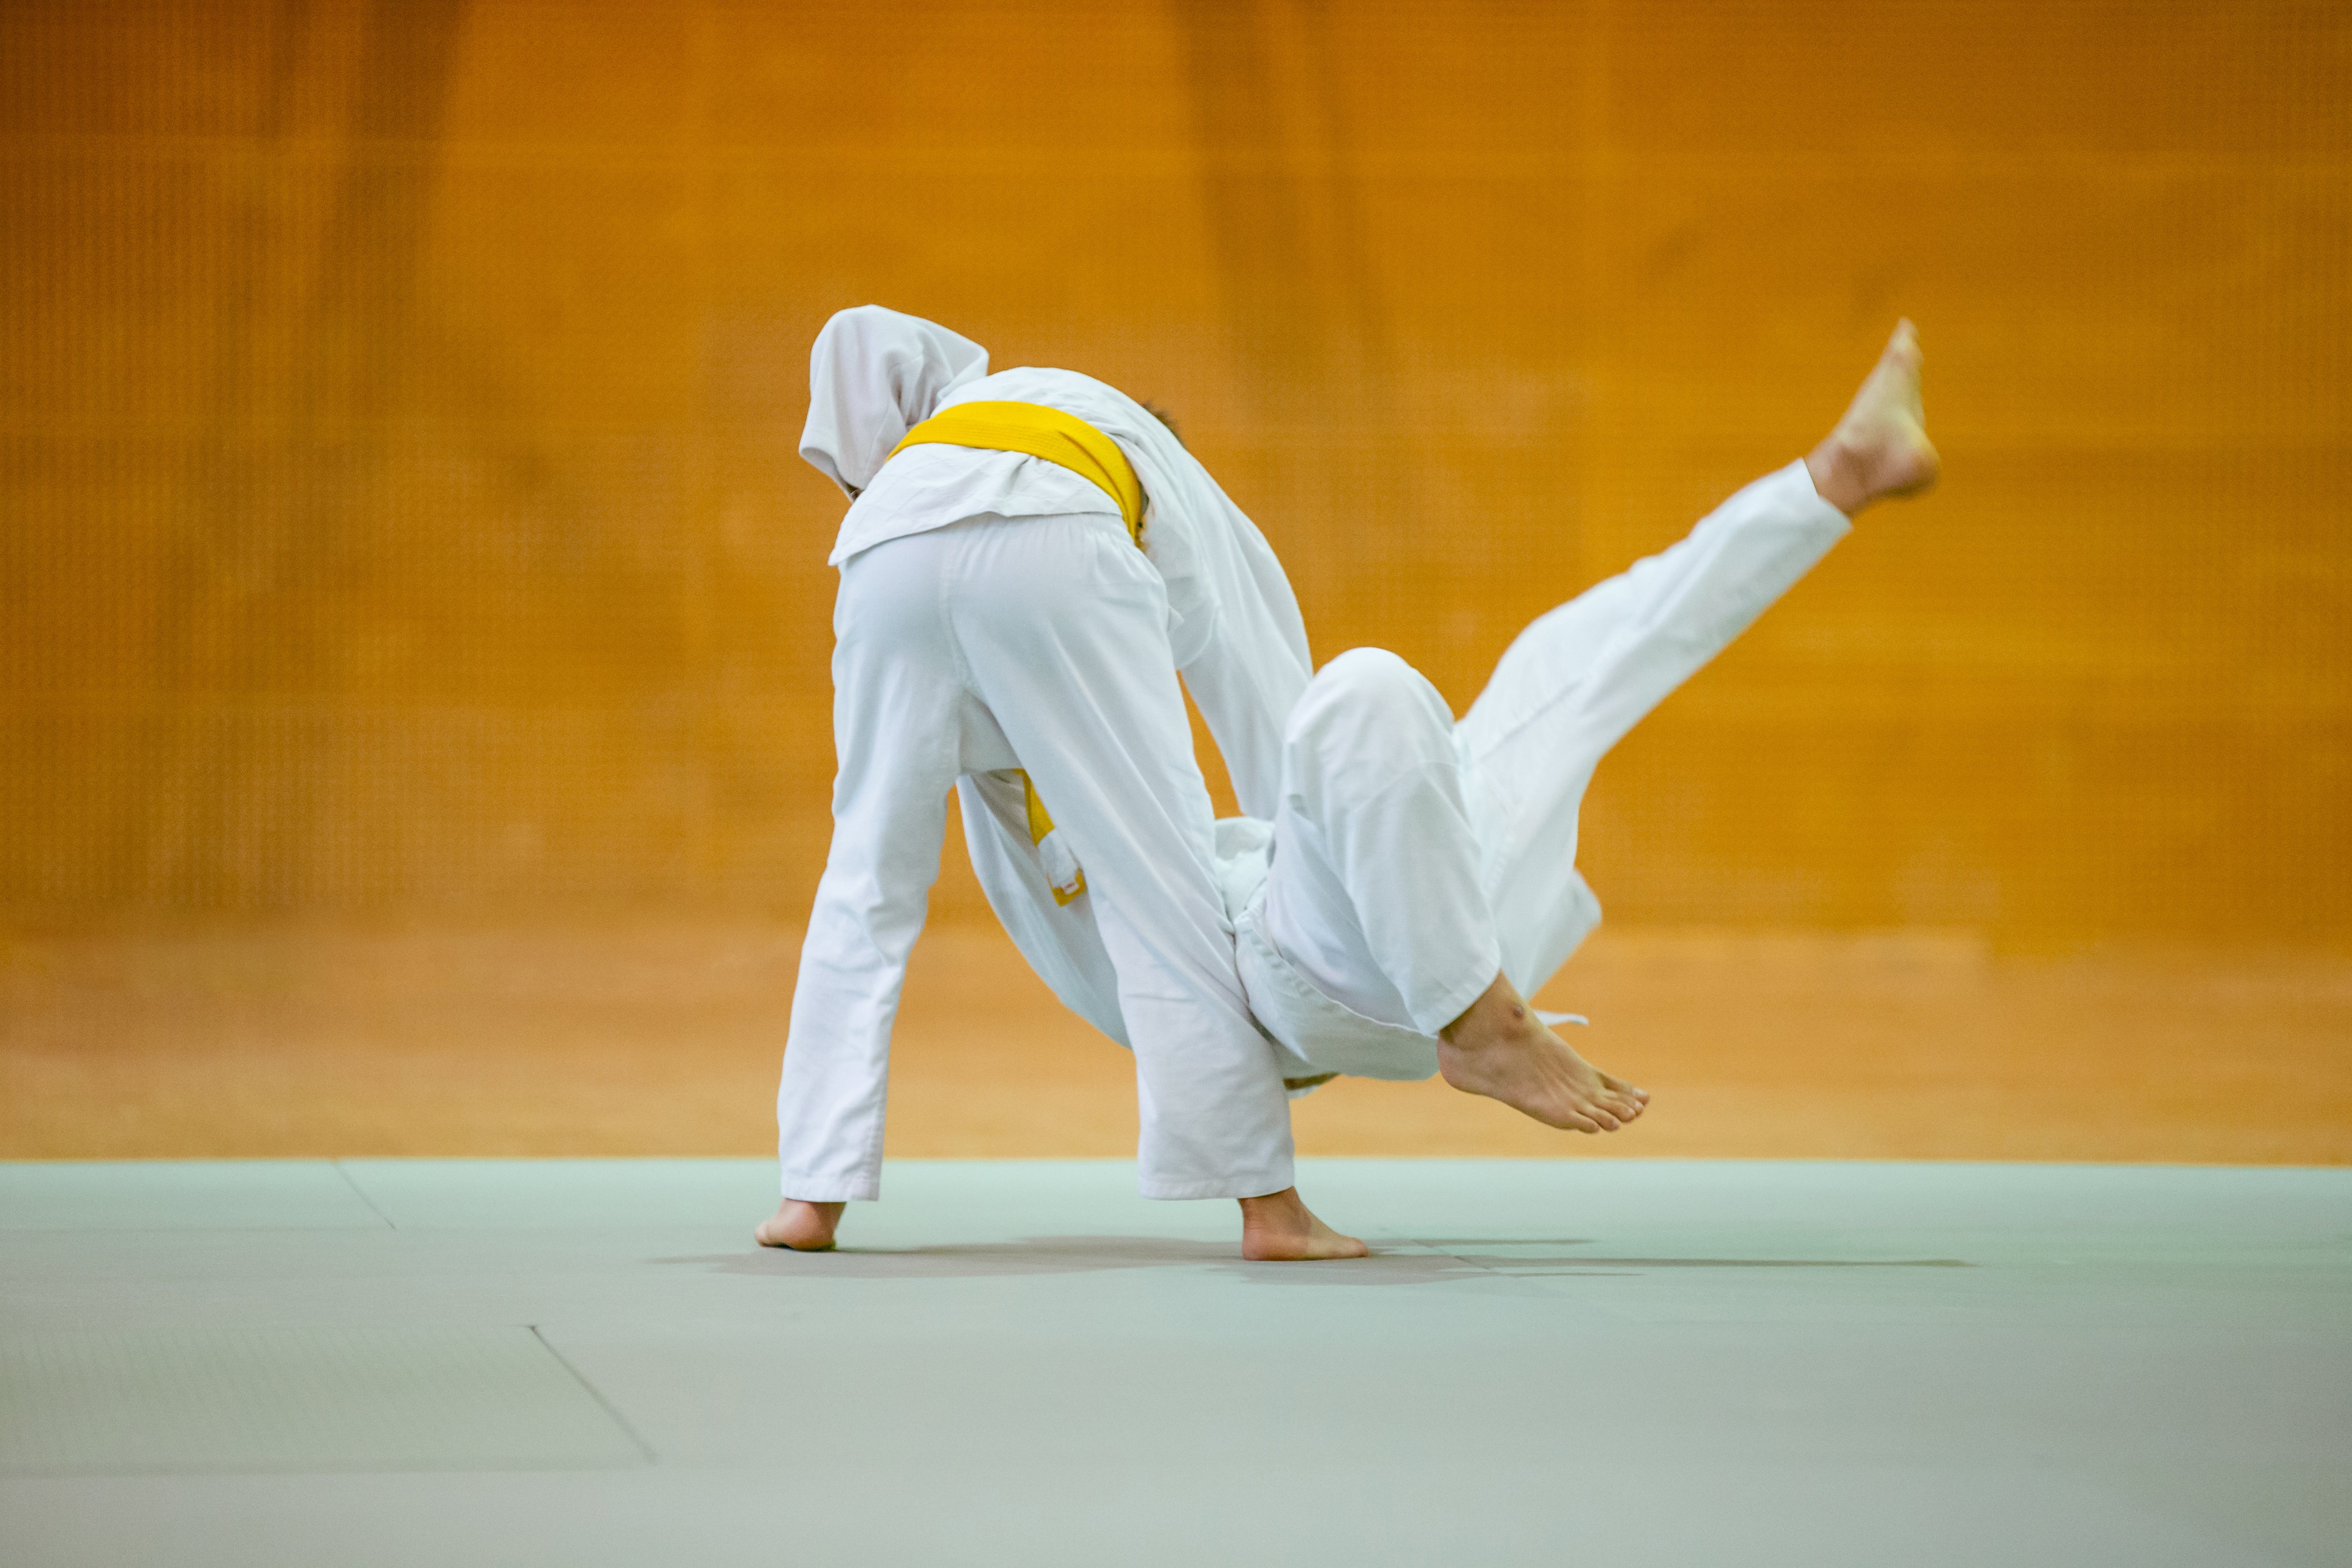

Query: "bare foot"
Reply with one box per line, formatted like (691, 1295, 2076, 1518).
(755, 1199, 844, 1251)
(1805, 318, 1941, 516)
(1238, 1187, 1370, 1261)
(1437, 971, 1649, 1133)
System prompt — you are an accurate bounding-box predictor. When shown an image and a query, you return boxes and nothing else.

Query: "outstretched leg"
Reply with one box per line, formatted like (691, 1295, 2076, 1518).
(1431, 323, 1939, 1131)
(1461, 321, 1940, 999)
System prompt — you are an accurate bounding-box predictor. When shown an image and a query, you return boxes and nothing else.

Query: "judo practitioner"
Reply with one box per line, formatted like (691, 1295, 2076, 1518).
(763, 306, 1361, 1260)
(1217, 323, 1940, 1129)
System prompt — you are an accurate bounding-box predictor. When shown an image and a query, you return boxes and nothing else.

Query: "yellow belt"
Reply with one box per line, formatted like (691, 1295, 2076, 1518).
(892, 400, 1146, 544)
(888, 400, 1147, 904)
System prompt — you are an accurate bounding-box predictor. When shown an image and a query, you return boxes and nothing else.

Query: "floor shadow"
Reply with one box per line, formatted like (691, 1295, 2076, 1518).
(1392, 1240, 1972, 1268)
(1200, 1251, 1970, 1288)
(657, 1236, 1232, 1279)
(1531, 1257, 1971, 1269)
(658, 1237, 1969, 1283)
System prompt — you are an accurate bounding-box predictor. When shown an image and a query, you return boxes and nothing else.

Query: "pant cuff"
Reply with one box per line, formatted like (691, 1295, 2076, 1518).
(1410, 942, 1506, 1038)
(1781, 456, 1851, 525)
(778, 1169, 880, 1202)
(1138, 1163, 1297, 1202)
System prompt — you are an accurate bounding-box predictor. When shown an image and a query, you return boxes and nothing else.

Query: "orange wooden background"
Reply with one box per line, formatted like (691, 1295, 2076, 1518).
(4, 0, 2348, 942)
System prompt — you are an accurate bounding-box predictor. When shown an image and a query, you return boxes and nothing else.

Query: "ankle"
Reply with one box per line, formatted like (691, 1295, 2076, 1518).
(1439, 1015, 1513, 1058)
(1239, 1187, 1305, 1225)
(1440, 974, 1546, 1054)
(1805, 437, 1868, 516)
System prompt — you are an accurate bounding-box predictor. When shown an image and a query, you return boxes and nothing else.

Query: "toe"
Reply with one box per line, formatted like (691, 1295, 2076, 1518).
(1594, 1084, 1640, 1118)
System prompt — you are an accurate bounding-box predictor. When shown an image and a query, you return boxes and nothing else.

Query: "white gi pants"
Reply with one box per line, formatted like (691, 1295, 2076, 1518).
(1256, 461, 1852, 1039)
(777, 510, 1296, 1201)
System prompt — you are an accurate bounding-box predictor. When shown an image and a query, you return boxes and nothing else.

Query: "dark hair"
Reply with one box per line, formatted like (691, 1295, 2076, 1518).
(1140, 401, 1183, 448)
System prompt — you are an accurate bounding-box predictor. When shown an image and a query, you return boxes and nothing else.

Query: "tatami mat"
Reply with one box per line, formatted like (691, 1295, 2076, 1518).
(2, 1159, 2346, 1566)
(0, 1161, 388, 1232)
(1, 1327, 643, 1474)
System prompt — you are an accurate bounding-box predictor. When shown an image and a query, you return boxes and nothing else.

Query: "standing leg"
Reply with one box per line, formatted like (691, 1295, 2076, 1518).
(760, 529, 963, 1249)
(948, 513, 1362, 1257)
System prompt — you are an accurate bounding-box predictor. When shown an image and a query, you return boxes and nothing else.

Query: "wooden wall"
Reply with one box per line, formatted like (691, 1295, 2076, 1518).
(4, 0, 2347, 939)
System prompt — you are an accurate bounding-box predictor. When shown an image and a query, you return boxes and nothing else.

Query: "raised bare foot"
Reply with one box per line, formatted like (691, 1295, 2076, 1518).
(1238, 1187, 1370, 1261)
(1805, 318, 1941, 516)
(1437, 971, 1649, 1133)
(755, 1199, 845, 1251)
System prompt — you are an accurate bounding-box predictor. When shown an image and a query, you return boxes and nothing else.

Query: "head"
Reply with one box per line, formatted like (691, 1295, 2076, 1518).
(798, 306, 989, 500)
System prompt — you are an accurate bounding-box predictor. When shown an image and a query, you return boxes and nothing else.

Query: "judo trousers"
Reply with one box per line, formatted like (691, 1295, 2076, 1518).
(1257, 461, 1853, 1035)
(777, 511, 1295, 1201)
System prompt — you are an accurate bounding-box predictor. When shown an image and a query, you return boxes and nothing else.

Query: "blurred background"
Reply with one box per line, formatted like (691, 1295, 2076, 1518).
(3, 0, 2346, 1164)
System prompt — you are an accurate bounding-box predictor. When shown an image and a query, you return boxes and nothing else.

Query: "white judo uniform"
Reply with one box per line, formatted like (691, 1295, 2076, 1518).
(1223, 461, 1853, 1082)
(779, 308, 1317, 1203)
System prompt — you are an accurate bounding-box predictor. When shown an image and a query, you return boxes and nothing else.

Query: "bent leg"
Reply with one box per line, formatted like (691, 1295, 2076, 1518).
(1257, 647, 1499, 1037)
(1255, 648, 1646, 1133)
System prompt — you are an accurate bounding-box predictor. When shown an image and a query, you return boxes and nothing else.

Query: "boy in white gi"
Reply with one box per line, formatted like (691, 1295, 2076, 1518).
(765, 306, 1358, 1259)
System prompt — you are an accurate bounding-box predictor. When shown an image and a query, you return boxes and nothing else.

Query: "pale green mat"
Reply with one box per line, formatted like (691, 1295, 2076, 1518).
(2, 1327, 643, 1474)
(2, 1159, 2346, 1567)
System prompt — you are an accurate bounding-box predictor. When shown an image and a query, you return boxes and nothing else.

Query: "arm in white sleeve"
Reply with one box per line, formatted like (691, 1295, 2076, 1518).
(1157, 490, 1314, 821)
(1181, 615, 1311, 822)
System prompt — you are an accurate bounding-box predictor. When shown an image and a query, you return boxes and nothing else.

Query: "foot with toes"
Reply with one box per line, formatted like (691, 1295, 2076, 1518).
(1438, 971, 1649, 1134)
(1806, 318, 1941, 516)
(1239, 1187, 1371, 1261)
